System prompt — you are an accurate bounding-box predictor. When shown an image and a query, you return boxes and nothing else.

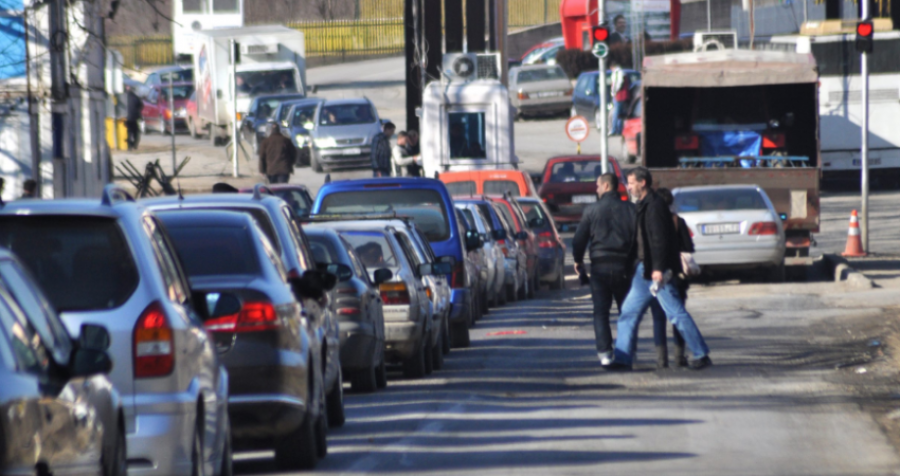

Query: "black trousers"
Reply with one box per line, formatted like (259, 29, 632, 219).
(125, 120, 140, 149)
(589, 262, 631, 354)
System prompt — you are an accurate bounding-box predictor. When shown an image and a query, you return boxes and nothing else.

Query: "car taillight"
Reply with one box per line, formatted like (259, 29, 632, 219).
(748, 222, 778, 235)
(497, 239, 510, 257)
(380, 282, 411, 305)
(450, 262, 466, 289)
(425, 287, 433, 300)
(337, 308, 361, 316)
(537, 231, 556, 248)
(675, 134, 699, 151)
(164, 109, 172, 120)
(564, 88, 574, 96)
(517, 91, 529, 100)
(762, 132, 786, 149)
(134, 302, 174, 378)
(204, 302, 279, 333)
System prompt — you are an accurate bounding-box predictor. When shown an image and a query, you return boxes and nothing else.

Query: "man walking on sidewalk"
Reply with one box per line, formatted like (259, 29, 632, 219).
(370, 121, 396, 177)
(610, 167, 712, 370)
(125, 85, 143, 150)
(572, 173, 635, 366)
(259, 123, 297, 184)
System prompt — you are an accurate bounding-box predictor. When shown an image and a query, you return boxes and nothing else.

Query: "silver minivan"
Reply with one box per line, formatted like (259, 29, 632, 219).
(0, 186, 231, 476)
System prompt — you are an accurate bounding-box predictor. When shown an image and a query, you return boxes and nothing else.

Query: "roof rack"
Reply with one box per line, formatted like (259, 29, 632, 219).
(299, 212, 414, 224)
(101, 184, 135, 206)
(252, 183, 275, 200)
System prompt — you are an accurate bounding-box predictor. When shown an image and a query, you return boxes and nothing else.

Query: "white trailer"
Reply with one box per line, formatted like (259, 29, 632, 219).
(421, 53, 518, 179)
(172, 0, 244, 63)
(193, 25, 306, 144)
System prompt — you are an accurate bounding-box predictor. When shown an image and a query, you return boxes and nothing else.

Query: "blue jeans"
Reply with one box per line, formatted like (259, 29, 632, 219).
(610, 99, 626, 135)
(614, 263, 709, 365)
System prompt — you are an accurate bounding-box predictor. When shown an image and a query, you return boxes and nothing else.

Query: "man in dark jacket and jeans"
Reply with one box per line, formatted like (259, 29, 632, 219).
(611, 167, 712, 370)
(125, 86, 143, 150)
(573, 173, 635, 366)
(259, 123, 297, 184)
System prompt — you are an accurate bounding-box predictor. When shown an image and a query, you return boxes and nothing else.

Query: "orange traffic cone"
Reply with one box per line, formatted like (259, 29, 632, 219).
(841, 210, 867, 257)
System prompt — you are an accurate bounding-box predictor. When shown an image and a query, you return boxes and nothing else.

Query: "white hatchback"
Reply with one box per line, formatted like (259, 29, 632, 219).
(672, 185, 786, 280)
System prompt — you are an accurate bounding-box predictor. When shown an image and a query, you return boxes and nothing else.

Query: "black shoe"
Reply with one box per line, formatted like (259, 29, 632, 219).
(603, 361, 633, 372)
(688, 356, 712, 371)
(656, 345, 669, 369)
(675, 356, 689, 368)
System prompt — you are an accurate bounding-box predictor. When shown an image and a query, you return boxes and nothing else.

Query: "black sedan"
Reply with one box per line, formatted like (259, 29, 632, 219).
(0, 248, 126, 476)
(155, 210, 335, 470)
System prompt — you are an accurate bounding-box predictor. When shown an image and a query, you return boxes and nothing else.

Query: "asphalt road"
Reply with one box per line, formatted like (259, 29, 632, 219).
(230, 245, 900, 475)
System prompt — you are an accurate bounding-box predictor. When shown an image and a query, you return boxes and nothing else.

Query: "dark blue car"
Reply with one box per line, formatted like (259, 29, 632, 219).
(312, 177, 476, 347)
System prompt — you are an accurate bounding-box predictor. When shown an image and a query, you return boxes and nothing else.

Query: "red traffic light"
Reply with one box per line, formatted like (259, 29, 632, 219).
(592, 26, 609, 43)
(857, 21, 873, 37)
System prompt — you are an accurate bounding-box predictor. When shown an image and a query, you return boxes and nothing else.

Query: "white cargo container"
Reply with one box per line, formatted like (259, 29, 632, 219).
(193, 25, 306, 144)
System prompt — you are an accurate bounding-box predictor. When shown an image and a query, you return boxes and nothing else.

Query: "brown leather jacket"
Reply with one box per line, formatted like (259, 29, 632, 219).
(259, 129, 297, 176)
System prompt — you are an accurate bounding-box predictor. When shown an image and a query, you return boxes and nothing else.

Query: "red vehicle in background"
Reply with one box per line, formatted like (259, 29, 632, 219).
(141, 82, 194, 134)
(536, 155, 627, 230)
(488, 193, 540, 300)
(621, 93, 642, 164)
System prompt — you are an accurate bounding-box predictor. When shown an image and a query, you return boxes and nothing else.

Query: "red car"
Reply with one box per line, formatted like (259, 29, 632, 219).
(487, 194, 540, 299)
(536, 155, 628, 230)
(621, 93, 642, 164)
(140, 82, 194, 134)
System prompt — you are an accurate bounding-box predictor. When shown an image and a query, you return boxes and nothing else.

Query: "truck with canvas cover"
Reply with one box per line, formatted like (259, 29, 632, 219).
(194, 25, 306, 144)
(640, 49, 820, 256)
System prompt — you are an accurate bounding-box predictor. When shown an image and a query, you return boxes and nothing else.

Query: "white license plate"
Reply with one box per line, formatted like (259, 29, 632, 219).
(534, 91, 563, 98)
(702, 223, 740, 235)
(342, 148, 362, 156)
(572, 194, 597, 204)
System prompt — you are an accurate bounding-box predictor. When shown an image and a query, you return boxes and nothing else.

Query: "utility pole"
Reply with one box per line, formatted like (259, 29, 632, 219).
(168, 74, 176, 175)
(24, 8, 41, 195)
(230, 38, 239, 178)
(49, 0, 69, 197)
(859, 14, 871, 253)
(598, 3, 609, 174)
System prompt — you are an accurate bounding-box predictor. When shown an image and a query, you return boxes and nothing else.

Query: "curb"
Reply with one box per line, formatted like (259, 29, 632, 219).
(822, 254, 875, 289)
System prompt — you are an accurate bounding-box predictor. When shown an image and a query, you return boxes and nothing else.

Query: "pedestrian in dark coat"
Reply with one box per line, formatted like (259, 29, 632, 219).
(259, 123, 297, 184)
(610, 167, 712, 371)
(370, 122, 396, 177)
(125, 86, 143, 150)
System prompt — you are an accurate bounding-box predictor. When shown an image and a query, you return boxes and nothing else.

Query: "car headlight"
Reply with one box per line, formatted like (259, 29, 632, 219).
(314, 137, 336, 148)
(295, 134, 308, 147)
(257, 125, 268, 133)
(175, 107, 187, 118)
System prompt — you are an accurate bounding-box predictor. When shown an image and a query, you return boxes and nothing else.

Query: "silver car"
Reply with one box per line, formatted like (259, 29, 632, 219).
(0, 185, 231, 476)
(307, 97, 386, 172)
(672, 185, 787, 281)
(455, 202, 505, 310)
(509, 64, 573, 119)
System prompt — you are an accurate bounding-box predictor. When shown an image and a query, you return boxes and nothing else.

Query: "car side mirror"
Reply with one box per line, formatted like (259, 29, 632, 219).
(79, 324, 110, 351)
(323, 263, 353, 282)
(515, 231, 529, 241)
(290, 270, 336, 300)
(491, 229, 507, 241)
(417, 263, 433, 276)
(465, 230, 483, 251)
(70, 348, 113, 377)
(373, 268, 393, 285)
(437, 255, 457, 267)
(432, 262, 453, 275)
(529, 217, 545, 228)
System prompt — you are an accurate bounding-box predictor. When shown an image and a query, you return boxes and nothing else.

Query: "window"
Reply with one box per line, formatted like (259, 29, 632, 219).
(448, 112, 486, 159)
(319, 189, 451, 242)
(182, 0, 204, 13)
(143, 217, 189, 305)
(159, 85, 194, 101)
(483, 180, 520, 196)
(308, 236, 338, 265)
(275, 189, 312, 217)
(165, 225, 261, 277)
(236, 70, 297, 97)
(319, 104, 376, 126)
(291, 105, 318, 128)
(341, 237, 369, 281)
(0, 289, 49, 375)
(674, 189, 769, 213)
(0, 216, 139, 312)
(213, 0, 238, 12)
(518, 201, 547, 228)
(159, 69, 193, 83)
(0, 262, 71, 365)
(394, 233, 423, 278)
(459, 208, 477, 231)
(282, 206, 313, 271)
(444, 181, 476, 196)
(476, 204, 499, 231)
(517, 66, 567, 83)
(213, 208, 280, 254)
(397, 230, 427, 265)
(340, 232, 399, 271)
(496, 203, 521, 232)
(550, 161, 604, 183)
(258, 231, 288, 282)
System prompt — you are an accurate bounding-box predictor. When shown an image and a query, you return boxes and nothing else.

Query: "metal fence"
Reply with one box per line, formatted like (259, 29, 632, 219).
(509, 0, 563, 28)
(287, 18, 405, 58)
(108, 36, 173, 70)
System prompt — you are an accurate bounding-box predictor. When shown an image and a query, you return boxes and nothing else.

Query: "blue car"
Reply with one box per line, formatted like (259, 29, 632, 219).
(571, 69, 641, 126)
(312, 177, 480, 348)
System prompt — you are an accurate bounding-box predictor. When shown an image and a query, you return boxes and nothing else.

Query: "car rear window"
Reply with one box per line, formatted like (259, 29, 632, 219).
(308, 235, 340, 265)
(217, 207, 281, 254)
(549, 161, 605, 183)
(518, 201, 548, 228)
(0, 216, 139, 312)
(320, 189, 451, 242)
(274, 189, 311, 217)
(675, 189, 769, 212)
(165, 226, 260, 277)
(484, 180, 520, 196)
(517, 66, 567, 83)
(444, 181, 476, 196)
(340, 232, 399, 271)
(475, 204, 499, 231)
(495, 203, 521, 231)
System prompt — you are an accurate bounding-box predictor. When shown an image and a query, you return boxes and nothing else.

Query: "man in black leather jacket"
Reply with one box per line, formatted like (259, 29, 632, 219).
(573, 173, 635, 366)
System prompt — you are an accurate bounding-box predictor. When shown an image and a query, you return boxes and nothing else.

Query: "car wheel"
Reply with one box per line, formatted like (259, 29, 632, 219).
(432, 336, 444, 370)
(375, 355, 388, 389)
(217, 418, 233, 476)
(315, 406, 328, 459)
(311, 149, 324, 173)
(326, 368, 346, 427)
(191, 418, 206, 476)
(403, 335, 428, 378)
(441, 317, 451, 355)
(103, 426, 127, 476)
(274, 408, 317, 469)
(423, 331, 434, 375)
(351, 363, 377, 393)
(450, 319, 470, 348)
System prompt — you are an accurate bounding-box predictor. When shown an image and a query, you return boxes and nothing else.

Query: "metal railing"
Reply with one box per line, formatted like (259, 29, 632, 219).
(286, 18, 405, 59)
(107, 36, 173, 69)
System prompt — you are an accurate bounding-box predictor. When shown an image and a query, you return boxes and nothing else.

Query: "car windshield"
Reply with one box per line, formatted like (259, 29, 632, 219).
(0, 216, 139, 312)
(160, 85, 193, 100)
(255, 98, 296, 119)
(163, 225, 261, 277)
(319, 104, 377, 126)
(158, 69, 192, 83)
(674, 189, 769, 212)
(319, 189, 451, 242)
(340, 232, 399, 271)
(291, 105, 318, 128)
(273, 189, 311, 216)
(549, 161, 605, 183)
(236, 69, 298, 97)
(517, 66, 567, 83)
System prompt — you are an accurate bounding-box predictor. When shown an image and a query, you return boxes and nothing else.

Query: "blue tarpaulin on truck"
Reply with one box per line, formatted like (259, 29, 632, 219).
(0, 0, 26, 80)
(698, 130, 762, 167)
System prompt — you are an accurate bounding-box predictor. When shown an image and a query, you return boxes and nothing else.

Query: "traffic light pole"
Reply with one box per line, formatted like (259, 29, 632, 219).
(860, 15, 870, 253)
(598, 3, 609, 174)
